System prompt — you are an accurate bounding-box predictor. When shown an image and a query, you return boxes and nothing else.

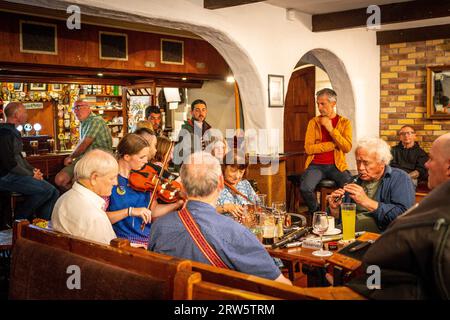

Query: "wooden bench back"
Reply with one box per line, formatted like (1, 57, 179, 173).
(11, 220, 192, 299)
(112, 239, 364, 300)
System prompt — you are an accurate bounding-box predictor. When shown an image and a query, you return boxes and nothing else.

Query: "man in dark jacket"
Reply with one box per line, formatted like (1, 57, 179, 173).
(347, 133, 450, 299)
(0, 102, 59, 221)
(390, 125, 428, 186)
(173, 99, 212, 166)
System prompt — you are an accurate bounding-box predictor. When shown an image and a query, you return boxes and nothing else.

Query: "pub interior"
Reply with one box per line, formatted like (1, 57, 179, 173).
(0, 0, 449, 304)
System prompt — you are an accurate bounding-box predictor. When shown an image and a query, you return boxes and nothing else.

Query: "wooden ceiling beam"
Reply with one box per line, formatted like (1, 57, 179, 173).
(312, 0, 450, 32)
(204, 0, 264, 10)
(376, 23, 450, 45)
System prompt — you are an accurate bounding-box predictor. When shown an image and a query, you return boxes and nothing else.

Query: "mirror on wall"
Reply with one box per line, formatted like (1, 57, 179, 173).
(427, 65, 450, 119)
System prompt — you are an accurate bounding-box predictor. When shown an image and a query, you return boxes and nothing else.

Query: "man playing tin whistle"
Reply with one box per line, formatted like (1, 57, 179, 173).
(327, 138, 415, 233)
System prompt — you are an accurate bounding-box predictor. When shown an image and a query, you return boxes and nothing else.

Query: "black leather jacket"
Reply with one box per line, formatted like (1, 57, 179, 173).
(0, 123, 34, 177)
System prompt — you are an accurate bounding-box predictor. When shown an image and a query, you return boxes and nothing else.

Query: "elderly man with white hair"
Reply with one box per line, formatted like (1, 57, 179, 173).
(148, 152, 291, 285)
(346, 133, 450, 300)
(51, 149, 118, 245)
(328, 137, 415, 232)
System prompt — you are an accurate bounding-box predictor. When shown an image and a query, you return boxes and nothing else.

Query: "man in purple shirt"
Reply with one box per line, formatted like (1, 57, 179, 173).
(148, 152, 291, 285)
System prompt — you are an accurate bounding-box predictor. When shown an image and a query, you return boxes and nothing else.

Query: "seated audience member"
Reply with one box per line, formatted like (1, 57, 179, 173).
(106, 133, 182, 247)
(51, 149, 118, 244)
(55, 100, 112, 190)
(207, 136, 229, 162)
(133, 120, 155, 134)
(133, 127, 157, 162)
(152, 136, 174, 171)
(148, 152, 291, 285)
(0, 102, 59, 221)
(300, 88, 353, 215)
(390, 125, 428, 186)
(347, 133, 450, 299)
(328, 138, 415, 232)
(216, 150, 259, 221)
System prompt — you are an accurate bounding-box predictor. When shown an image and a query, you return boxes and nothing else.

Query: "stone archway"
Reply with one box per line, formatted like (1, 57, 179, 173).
(295, 48, 357, 169)
(9, 0, 267, 131)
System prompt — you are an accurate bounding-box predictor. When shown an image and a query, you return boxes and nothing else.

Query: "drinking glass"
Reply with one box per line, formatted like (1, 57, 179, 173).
(261, 213, 275, 246)
(47, 138, 55, 153)
(312, 211, 333, 257)
(30, 140, 39, 156)
(341, 203, 356, 240)
(272, 201, 287, 239)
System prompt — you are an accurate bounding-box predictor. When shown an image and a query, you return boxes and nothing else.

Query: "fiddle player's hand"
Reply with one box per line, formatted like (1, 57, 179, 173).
(64, 156, 73, 166)
(132, 207, 152, 224)
(328, 188, 345, 209)
(223, 204, 244, 220)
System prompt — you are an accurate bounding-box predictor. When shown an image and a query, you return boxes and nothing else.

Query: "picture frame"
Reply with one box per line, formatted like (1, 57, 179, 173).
(99, 31, 128, 61)
(51, 84, 62, 91)
(20, 20, 57, 55)
(30, 83, 47, 91)
(427, 65, 450, 119)
(160, 38, 184, 65)
(268, 74, 284, 107)
(13, 83, 23, 91)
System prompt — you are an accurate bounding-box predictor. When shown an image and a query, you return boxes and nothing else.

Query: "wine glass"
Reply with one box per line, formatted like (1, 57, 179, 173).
(312, 211, 333, 257)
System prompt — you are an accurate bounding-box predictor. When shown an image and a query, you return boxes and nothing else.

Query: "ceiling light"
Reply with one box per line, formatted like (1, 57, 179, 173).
(226, 76, 235, 83)
(97, 73, 104, 77)
(182, 77, 187, 81)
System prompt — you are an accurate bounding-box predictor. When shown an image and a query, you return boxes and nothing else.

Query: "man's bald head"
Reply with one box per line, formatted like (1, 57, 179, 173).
(4, 102, 27, 125)
(425, 133, 450, 190)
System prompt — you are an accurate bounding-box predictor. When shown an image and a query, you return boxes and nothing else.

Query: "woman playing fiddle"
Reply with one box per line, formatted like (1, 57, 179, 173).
(106, 133, 183, 247)
(216, 149, 259, 220)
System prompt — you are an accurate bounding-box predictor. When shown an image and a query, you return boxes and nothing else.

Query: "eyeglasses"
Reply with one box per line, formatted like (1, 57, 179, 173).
(399, 132, 415, 136)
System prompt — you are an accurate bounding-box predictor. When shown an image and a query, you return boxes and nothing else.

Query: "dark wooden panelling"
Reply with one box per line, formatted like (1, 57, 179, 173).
(0, 12, 230, 77)
(312, 0, 450, 32)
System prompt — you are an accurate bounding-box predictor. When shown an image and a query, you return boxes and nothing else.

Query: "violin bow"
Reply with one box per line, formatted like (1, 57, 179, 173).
(140, 141, 175, 230)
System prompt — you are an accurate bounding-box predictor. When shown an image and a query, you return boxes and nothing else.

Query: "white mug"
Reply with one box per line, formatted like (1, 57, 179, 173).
(327, 216, 335, 231)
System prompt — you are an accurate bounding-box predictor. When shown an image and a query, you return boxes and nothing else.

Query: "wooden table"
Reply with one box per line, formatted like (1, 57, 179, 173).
(267, 232, 380, 286)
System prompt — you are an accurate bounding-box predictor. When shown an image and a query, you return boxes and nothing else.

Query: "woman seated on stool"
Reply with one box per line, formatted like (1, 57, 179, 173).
(106, 133, 183, 247)
(51, 149, 118, 245)
(216, 149, 259, 221)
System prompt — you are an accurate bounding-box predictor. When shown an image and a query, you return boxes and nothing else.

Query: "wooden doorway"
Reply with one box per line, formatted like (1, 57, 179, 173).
(284, 66, 316, 211)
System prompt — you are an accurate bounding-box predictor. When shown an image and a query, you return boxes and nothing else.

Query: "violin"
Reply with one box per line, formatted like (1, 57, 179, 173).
(223, 179, 274, 213)
(129, 163, 184, 203)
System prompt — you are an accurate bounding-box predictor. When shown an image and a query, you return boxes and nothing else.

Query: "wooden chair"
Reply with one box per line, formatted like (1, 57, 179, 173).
(10, 220, 192, 300)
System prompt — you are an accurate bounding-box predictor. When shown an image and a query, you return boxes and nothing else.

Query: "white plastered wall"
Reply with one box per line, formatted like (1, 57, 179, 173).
(8, 0, 380, 159)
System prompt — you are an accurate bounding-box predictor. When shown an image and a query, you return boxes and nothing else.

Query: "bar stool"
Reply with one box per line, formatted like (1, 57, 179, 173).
(316, 179, 338, 211)
(0, 191, 24, 229)
(287, 173, 302, 213)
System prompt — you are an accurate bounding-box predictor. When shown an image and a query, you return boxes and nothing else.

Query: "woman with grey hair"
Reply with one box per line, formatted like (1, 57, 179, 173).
(328, 137, 415, 232)
(51, 149, 119, 244)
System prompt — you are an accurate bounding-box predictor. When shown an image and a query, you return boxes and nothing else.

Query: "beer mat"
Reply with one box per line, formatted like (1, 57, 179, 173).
(337, 240, 371, 261)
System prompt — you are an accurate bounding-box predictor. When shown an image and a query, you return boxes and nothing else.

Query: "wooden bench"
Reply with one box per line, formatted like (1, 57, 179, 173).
(10, 220, 192, 300)
(114, 239, 365, 300)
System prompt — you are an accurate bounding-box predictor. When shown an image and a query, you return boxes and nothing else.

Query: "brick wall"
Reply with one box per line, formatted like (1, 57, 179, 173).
(380, 39, 450, 152)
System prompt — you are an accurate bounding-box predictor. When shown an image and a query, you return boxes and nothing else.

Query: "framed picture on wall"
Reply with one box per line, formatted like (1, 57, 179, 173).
(160, 38, 184, 65)
(427, 65, 450, 119)
(51, 84, 62, 91)
(268, 74, 284, 107)
(30, 83, 47, 91)
(13, 83, 23, 91)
